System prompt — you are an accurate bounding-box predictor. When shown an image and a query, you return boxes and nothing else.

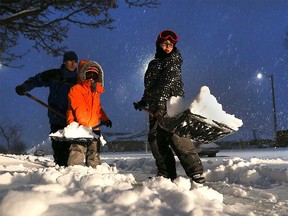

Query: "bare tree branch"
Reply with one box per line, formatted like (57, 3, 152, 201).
(0, 123, 26, 154)
(0, 126, 10, 149)
(0, 0, 160, 67)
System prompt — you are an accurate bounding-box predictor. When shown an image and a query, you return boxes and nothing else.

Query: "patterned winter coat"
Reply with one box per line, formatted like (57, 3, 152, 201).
(67, 60, 109, 128)
(142, 47, 184, 110)
(19, 65, 77, 126)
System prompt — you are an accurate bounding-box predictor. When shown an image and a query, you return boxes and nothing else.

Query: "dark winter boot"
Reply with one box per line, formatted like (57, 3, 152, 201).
(191, 173, 206, 184)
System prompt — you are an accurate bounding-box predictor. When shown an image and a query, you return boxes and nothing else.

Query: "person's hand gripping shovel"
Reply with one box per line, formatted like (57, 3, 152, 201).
(133, 101, 167, 132)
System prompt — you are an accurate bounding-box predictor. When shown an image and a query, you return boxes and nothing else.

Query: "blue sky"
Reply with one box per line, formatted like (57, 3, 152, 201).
(1, 0, 288, 147)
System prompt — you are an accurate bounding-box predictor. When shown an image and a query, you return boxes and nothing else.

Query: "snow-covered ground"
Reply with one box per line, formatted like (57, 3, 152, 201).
(1, 148, 288, 216)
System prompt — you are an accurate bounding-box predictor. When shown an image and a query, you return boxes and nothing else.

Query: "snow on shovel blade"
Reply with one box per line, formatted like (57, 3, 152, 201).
(163, 109, 235, 144)
(49, 136, 95, 143)
(49, 122, 105, 143)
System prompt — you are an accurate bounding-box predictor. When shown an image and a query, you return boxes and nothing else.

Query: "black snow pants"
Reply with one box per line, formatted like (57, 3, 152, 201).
(50, 124, 71, 166)
(148, 117, 204, 180)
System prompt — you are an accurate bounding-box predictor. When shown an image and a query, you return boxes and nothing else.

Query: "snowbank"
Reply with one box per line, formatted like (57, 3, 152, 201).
(1, 148, 288, 216)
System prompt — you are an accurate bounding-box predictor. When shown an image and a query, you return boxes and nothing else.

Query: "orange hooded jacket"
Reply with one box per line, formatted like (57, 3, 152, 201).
(67, 60, 109, 128)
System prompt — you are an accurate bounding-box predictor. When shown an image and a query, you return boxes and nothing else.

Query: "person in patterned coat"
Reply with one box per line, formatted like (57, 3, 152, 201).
(134, 30, 205, 183)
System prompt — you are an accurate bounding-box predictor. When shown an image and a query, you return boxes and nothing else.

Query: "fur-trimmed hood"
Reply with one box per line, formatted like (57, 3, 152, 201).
(77, 60, 104, 86)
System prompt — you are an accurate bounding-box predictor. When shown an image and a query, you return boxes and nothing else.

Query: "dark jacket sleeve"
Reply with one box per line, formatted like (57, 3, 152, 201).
(20, 69, 58, 91)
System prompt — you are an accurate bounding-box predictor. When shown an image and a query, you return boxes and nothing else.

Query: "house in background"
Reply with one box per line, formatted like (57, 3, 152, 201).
(103, 130, 149, 152)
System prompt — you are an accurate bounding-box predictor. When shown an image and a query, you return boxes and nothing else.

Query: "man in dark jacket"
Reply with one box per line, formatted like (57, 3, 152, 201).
(15, 51, 78, 166)
(134, 30, 205, 184)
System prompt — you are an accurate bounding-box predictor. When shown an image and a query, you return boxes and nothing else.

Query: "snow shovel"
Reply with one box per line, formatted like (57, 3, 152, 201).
(24, 92, 107, 144)
(24, 92, 66, 119)
(162, 109, 236, 144)
(49, 122, 106, 143)
(133, 102, 235, 144)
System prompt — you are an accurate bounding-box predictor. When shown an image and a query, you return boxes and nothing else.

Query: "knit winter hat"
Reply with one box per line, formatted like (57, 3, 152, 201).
(63, 51, 78, 62)
(156, 30, 178, 45)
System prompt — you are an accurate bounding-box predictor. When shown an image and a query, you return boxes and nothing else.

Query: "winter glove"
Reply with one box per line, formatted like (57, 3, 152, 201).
(93, 130, 101, 136)
(133, 100, 147, 111)
(102, 119, 112, 128)
(15, 85, 26, 96)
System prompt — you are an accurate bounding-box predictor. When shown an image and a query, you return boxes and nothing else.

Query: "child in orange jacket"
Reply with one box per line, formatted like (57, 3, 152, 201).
(67, 60, 112, 167)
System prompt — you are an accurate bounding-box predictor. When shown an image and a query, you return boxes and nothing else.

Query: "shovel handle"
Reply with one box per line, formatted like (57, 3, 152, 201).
(134, 102, 169, 132)
(24, 92, 66, 119)
(141, 106, 154, 117)
(92, 122, 106, 130)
